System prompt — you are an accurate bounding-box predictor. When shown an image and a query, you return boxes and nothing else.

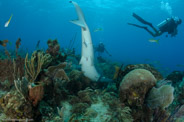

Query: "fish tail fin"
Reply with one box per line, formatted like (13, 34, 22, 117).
(9, 14, 13, 22)
(70, 1, 86, 29)
(156, 39, 159, 43)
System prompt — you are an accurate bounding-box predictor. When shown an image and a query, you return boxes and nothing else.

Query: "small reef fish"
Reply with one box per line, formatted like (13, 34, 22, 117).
(94, 28, 103, 32)
(113, 66, 120, 80)
(149, 39, 159, 43)
(4, 14, 13, 28)
(0, 40, 9, 47)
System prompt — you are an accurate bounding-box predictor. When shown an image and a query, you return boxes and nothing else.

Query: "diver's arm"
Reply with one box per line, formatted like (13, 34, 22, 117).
(171, 28, 178, 37)
(104, 49, 112, 56)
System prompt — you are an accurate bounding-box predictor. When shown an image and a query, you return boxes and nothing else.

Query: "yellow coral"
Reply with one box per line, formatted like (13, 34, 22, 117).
(25, 52, 45, 83)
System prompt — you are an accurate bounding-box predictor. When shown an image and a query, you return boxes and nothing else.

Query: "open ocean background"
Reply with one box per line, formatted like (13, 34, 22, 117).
(0, 0, 183, 76)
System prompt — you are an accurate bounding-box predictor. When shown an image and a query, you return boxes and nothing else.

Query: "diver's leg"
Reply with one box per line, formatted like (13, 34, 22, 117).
(144, 27, 158, 37)
(149, 24, 160, 35)
(128, 23, 148, 29)
(128, 23, 158, 37)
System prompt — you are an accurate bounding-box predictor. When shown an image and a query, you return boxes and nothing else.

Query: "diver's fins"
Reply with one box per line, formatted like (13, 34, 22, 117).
(127, 23, 147, 29)
(132, 13, 152, 26)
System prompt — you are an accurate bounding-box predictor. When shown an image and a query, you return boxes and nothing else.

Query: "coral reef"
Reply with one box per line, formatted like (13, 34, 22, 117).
(119, 69, 156, 106)
(66, 70, 91, 94)
(64, 88, 133, 122)
(119, 69, 158, 121)
(146, 85, 174, 109)
(29, 85, 44, 106)
(0, 59, 14, 83)
(96, 60, 119, 79)
(0, 38, 183, 122)
(15, 38, 21, 56)
(0, 57, 24, 90)
(25, 51, 45, 83)
(166, 71, 184, 85)
(0, 90, 41, 120)
(46, 39, 67, 65)
(116, 64, 163, 85)
(46, 39, 60, 56)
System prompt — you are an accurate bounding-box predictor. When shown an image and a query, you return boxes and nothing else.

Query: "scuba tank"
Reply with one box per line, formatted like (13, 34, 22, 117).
(157, 18, 170, 29)
(157, 18, 171, 32)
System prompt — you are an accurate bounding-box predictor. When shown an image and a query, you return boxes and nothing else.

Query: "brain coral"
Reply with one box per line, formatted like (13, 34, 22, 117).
(119, 69, 156, 106)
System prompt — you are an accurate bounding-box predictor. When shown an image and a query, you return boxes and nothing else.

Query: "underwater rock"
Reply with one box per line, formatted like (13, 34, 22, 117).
(146, 85, 174, 109)
(0, 90, 40, 120)
(119, 69, 156, 107)
(166, 71, 184, 84)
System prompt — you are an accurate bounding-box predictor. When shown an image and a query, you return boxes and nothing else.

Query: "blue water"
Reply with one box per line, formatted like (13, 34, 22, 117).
(0, 0, 183, 75)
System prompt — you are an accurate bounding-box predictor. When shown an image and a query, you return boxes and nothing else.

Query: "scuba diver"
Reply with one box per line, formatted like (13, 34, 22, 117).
(95, 42, 112, 57)
(128, 13, 182, 37)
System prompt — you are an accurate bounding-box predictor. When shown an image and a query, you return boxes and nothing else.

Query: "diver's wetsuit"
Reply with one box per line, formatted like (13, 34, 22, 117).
(158, 18, 178, 36)
(128, 13, 179, 37)
(95, 43, 111, 56)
